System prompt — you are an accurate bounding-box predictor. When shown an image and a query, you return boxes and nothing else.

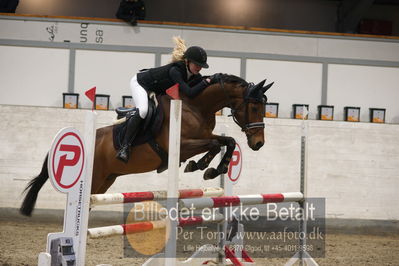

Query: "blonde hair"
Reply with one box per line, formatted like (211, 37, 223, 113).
(171, 36, 187, 63)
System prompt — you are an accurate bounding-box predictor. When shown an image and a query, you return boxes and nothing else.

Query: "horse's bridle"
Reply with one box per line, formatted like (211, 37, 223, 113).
(220, 79, 265, 134)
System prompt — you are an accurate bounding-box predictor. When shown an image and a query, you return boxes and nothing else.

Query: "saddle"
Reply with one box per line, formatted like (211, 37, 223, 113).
(112, 95, 168, 172)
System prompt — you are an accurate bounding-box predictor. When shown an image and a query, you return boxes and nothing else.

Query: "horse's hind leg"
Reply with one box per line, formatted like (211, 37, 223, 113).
(95, 174, 119, 194)
(90, 159, 118, 194)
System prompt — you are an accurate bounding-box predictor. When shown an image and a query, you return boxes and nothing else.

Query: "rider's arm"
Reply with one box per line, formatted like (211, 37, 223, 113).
(169, 67, 209, 98)
(188, 75, 203, 86)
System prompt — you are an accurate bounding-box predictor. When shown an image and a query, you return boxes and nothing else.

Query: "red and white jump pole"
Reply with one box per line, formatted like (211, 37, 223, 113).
(90, 187, 224, 206)
(88, 213, 225, 239)
(179, 192, 304, 209)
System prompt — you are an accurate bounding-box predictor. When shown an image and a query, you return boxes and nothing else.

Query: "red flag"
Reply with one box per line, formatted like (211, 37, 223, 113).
(166, 83, 180, 100)
(85, 86, 96, 110)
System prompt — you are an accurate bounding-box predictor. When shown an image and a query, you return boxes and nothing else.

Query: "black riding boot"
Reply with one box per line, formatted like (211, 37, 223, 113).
(116, 110, 143, 163)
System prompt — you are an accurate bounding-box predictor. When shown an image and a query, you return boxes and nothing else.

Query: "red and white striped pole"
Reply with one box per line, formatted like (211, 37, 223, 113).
(179, 192, 304, 209)
(90, 187, 224, 206)
(88, 213, 224, 239)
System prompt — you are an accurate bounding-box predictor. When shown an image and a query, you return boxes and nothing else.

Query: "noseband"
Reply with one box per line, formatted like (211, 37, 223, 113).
(230, 100, 265, 134)
(220, 79, 265, 134)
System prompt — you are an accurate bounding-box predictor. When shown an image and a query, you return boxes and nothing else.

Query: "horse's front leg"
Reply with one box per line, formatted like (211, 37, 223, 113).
(181, 138, 221, 172)
(203, 136, 236, 180)
(184, 144, 221, 173)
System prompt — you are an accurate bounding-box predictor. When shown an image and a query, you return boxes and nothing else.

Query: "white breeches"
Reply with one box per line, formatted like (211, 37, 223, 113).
(130, 75, 148, 119)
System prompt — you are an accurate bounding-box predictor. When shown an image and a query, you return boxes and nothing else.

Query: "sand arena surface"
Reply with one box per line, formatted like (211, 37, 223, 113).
(1, 219, 399, 266)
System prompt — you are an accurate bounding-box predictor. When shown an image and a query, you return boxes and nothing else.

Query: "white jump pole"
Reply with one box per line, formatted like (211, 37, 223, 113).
(217, 135, 227, 264)
(285, 106, 318, 266)
(77, 111, 96, 265)
(164, 99, 182, 266)
(216, 131, 248, 265)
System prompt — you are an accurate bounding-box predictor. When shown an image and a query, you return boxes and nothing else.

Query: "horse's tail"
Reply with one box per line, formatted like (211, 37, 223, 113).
(20, 154, 49, 216)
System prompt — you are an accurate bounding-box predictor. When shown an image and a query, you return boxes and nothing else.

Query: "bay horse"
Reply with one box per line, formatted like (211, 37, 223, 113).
(20, 74, 273, 216)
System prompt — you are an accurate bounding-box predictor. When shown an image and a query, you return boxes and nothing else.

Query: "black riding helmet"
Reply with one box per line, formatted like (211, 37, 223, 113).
(184, 46, 209, 69)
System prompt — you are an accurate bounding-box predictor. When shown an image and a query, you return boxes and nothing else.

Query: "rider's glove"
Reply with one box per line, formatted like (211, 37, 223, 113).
(208, 73, 222, 84)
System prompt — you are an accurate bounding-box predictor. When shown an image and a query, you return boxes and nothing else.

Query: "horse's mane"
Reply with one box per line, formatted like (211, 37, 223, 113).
(221, 74, 248, 86)
(204, 74, 248, 87)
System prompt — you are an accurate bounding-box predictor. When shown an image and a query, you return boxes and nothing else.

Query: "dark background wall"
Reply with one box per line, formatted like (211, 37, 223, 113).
(143, 0, 338, 31)
(15, 0, 399, 36)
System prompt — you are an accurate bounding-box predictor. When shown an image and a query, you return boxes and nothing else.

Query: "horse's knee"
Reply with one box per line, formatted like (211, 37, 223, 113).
(209, 139, 221, 151)
(211, 143, 221, 154)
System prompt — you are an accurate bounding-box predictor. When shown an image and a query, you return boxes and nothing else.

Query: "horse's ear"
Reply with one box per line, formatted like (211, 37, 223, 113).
(247, 79, 267, 100)
(262, 82, 274, 94)
(256, 79, 266, 90)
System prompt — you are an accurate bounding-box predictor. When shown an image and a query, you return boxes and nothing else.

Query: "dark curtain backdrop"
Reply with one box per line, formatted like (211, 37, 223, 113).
(15, 0, 399, 35)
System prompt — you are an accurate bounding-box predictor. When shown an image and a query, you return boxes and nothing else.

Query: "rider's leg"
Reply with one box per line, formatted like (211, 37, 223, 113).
(116, 75, 147, 162)
(130, 75, 148, 119)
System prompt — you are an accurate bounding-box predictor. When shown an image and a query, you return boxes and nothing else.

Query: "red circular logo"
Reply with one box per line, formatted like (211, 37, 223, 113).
(49, 129, 85, 191)
(227, 143, 242, 184)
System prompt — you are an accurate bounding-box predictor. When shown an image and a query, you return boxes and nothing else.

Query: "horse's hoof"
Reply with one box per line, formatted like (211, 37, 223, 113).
(184, 160, 198, 172)
(203, 168, 219, 180)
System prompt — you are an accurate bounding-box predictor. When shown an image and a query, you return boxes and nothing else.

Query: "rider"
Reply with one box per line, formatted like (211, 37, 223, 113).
(116, 38, 218, 162)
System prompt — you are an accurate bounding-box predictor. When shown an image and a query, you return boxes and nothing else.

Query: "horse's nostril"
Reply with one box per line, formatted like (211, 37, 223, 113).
(255, 141, 264, 150)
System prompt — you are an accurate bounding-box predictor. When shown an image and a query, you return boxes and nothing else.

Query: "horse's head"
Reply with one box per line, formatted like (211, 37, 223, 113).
(224, 77, 274, 151)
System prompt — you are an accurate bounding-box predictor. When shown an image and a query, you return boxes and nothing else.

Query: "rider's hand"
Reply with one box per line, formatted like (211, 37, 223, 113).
(209, 73, 222, 84)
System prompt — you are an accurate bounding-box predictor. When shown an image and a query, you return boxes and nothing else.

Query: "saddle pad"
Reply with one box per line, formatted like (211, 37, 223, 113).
(112, 97, 164, 150)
